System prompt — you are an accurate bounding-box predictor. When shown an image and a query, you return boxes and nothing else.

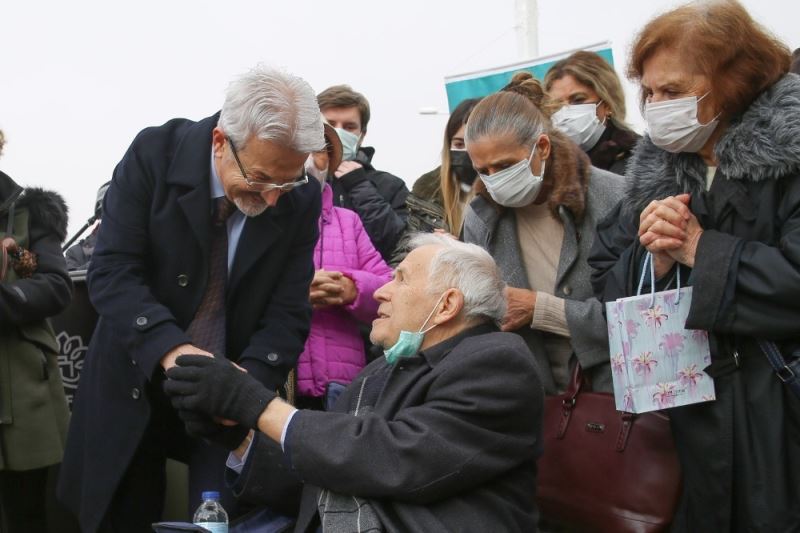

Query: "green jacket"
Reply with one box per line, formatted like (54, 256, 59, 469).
(0, 171, 72, 471)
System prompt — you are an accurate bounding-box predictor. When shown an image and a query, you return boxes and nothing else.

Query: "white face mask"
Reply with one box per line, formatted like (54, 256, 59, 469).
(336, 128, 361, 161)
(644, 93, 720, 153)
(478, 143, 545, 208)
(552, 102, 606, 151)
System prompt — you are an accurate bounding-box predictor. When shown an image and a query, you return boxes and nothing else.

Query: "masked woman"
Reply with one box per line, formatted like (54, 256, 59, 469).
(545, 50, 640, 176)
(588, 2, 800, 530)
(0, 169, 72, 531)
(389, 98, 482, 266)
(462, 72, 624, 394)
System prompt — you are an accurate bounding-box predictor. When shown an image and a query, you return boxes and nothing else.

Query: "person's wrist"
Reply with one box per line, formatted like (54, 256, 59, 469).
(685, 230, 704, 268)
(232, 430, 254, 460)
(257, 397, 296, 444)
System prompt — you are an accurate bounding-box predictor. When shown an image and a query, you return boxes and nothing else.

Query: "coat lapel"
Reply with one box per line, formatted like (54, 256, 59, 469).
(555, 206, 579, 288)
(227, 195, 295, 299)
(166, 114, 220, 260)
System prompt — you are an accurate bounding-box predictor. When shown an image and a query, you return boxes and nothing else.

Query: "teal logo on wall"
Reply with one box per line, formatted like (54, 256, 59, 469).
(444, 41, 614, 112)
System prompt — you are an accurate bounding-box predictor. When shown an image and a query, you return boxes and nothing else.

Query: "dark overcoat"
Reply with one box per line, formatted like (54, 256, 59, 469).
(589, 74, 800, 531)
(58, 113, 321, 531)
(230, 324, 544, 532)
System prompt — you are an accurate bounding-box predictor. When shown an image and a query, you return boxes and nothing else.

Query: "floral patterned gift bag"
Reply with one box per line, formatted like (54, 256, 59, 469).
(606, 253, 716, 413)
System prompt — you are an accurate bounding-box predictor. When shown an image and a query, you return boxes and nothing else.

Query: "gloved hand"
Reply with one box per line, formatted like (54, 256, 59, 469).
(164, 355, 276, 429)
(177, 409, 251, 451)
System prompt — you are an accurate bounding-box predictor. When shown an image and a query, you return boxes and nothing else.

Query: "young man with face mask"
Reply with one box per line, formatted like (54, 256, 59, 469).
(163, 234, 544, 532)
(317, 85, 409, 262)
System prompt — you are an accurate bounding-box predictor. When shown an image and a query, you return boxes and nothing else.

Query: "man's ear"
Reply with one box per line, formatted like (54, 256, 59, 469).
(434, 288, 464, 325)
(211, 127, 226, 160)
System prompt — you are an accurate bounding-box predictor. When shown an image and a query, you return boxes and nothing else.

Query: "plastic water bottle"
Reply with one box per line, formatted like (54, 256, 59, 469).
(193, 491, 229, 533)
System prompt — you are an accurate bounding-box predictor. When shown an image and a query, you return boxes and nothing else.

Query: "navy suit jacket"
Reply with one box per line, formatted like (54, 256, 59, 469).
(58, 113, 321, 532)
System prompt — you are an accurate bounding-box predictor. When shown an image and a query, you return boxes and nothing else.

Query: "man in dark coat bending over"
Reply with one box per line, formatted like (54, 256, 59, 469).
(165, 233, 544, 532)
(59, 65, 326, 531)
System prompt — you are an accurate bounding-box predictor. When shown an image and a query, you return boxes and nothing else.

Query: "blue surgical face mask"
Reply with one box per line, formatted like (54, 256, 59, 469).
(336, 127, 361, 161)
(384, 293, 445, 365)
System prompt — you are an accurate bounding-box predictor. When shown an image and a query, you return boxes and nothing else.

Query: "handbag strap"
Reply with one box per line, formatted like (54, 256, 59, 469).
(555, 364, 583, 439)
(636, 251, 682, 307)
(555, 363, 638, 451)
(758, 340, 800, 399)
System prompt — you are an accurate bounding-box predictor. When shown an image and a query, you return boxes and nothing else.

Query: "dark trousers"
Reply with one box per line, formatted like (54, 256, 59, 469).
(98, 375, 239, 532)
(0, 467, 49, 532)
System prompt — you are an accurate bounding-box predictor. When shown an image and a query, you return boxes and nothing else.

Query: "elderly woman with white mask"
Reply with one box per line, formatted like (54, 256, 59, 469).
(589, 1, 800, 530)
(462, 72, 624, 394)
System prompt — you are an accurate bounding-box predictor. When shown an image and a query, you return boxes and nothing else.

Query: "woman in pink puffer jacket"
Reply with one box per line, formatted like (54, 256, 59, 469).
(296, 125, 392, 406)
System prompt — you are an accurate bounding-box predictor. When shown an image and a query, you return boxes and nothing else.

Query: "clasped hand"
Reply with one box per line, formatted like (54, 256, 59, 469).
(163, 355, 275, 430)
(638, 194, 704, 278)
(310, 269, 357, 309)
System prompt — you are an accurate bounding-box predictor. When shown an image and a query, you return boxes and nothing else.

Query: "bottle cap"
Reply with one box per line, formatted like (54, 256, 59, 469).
(201, 491, 221, 501)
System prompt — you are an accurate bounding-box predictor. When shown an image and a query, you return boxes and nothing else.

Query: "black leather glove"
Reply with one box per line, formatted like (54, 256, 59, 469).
(164, 355, 276, 429)
(177, 409, 251, 451)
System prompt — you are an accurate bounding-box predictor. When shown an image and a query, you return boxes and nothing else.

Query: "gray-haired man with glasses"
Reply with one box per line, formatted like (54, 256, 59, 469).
(58, 65, 326, 532)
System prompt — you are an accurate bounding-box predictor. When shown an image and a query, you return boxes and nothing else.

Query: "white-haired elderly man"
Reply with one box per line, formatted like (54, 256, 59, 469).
(58, 65, 326, 532)
(164, 234, 545, 532)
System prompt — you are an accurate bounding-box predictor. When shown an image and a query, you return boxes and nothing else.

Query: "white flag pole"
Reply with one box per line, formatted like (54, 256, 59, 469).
(515, 0, 539, 60)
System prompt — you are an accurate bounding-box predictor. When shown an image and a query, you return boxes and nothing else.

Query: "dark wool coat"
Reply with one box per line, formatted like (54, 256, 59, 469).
(57, 113, 322, 532)
(585, 121, 640, 176)
(0, 171, 72, 471)
(229, 324, 544, 532)
(589, 74, 800, 532)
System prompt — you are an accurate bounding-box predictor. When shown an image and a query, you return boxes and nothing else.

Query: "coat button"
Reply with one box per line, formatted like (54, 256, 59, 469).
(266, 352, 279, 362)
(177, 274, 189, 287)
(131, 388, 141, 400)
(563, 286, 572, 296)
(131, 359, 137, 366)
(135, 316, 148, 327)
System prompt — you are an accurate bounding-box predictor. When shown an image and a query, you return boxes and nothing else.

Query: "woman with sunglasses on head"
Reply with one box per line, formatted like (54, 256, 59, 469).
(462, 72, 624, 396)
(545, 51, 640, 176)
(588, 2, 800, 530)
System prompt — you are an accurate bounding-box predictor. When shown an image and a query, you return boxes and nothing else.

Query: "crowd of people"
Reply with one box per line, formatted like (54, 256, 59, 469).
(1, 1, 799, 532)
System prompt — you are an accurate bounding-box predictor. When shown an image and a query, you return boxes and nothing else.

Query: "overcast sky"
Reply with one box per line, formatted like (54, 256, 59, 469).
(1, 0, 797, 239)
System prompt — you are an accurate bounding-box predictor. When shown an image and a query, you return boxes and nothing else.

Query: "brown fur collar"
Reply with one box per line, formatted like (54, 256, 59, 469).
(474, 129, 591, 222)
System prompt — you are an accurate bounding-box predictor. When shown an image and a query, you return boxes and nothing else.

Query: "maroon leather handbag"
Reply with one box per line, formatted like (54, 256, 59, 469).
(537, 365, 682, 532)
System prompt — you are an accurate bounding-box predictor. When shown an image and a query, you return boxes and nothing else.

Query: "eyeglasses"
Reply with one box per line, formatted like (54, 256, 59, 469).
(227, 138, 309, 192)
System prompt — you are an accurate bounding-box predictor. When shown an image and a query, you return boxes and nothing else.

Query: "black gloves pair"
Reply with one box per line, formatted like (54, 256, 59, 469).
(163, 355, 276, 448)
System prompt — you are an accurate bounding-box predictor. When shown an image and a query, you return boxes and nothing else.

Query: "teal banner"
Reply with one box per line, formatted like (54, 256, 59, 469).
(445, 42, 613, 112)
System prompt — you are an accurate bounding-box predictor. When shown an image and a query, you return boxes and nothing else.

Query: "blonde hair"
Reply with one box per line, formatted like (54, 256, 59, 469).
(440, 98, 480, 235)
(544, 50, 629, 128)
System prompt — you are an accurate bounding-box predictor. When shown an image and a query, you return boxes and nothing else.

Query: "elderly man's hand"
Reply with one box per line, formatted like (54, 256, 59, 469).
(501, 287, 537, 332)
(160, 343, 213, 371)
(176, 409, 251, 451)
(163, 355, 276, 429)
(334, 160, 363, 179)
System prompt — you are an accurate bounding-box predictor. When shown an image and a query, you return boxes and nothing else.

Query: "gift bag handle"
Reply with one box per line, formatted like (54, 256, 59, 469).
(636, 252, 681, 308)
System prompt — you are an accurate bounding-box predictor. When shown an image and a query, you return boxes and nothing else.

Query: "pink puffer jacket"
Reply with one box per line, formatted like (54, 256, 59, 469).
(296, 184, 393, 397)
